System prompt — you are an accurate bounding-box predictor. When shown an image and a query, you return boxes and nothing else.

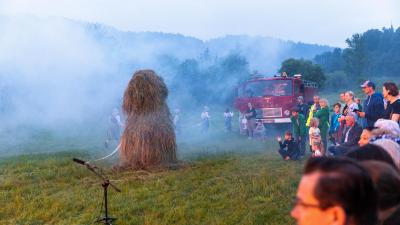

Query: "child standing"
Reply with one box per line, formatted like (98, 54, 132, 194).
(309, 117, 323, 157)
(329, 103, 342, 144)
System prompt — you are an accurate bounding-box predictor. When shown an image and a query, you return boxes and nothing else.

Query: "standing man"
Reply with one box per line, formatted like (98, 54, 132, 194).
(291, 107, 307, 157)
(314, 99, 330, 153)
(297, 96, 309, 118)
(306, 96, 320, 127)
(357, 80, 385, 128)
(105, 108, 123, 149)
(245, 102, 257, 139)
(201, 106, 210, 133)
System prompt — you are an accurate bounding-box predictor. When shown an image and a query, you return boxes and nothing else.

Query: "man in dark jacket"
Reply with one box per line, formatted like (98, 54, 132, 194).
(297, 96, 309, 118)
(328, 115, 363, 156)
(291, 107, 307, 156)
(357, 80, 385, 128)
(277, 131, 299, 160)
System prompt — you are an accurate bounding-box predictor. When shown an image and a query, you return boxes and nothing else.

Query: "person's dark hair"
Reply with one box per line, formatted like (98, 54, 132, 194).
(365, 126, 377, 132)
(291, 107, 299, 112)
(304, 157, 378, 225)
(225, 108, 230, 113)
(361, 161, 400, 211)
(333, 102, 342, 108)
(346, 144, 397, 169)
(383, 82, 399, 97)
(285, 130, 292, 136)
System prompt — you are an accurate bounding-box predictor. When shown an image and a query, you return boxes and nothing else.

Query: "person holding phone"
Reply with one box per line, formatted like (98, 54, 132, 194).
(357, 80, 385, 127)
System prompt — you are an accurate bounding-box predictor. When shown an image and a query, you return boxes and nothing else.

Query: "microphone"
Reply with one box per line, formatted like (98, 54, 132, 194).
(73, 158, 86, 165)
(72, 158, 97, 168)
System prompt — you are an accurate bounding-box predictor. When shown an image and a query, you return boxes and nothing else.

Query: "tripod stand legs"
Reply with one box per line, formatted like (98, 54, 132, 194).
(96, 180, 117, 225)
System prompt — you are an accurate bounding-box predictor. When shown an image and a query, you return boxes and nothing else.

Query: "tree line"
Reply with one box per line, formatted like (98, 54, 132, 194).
(165, 26, 400, 106)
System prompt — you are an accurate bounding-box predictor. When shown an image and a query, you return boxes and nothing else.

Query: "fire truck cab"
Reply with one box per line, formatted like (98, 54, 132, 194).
(234, 74, 318, 124)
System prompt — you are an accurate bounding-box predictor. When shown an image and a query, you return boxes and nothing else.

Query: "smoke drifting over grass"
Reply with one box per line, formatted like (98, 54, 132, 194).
(0, 15, 330, 154)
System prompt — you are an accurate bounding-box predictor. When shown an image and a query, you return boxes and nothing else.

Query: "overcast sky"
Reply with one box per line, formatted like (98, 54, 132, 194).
(1, 0, 399, 47)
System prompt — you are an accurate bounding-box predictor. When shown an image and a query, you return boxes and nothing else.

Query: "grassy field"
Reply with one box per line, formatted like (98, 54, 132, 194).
(0, 130, 305, 225)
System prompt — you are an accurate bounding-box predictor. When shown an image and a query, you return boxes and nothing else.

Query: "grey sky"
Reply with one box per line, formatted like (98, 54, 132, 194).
(1, 0, 399, 47)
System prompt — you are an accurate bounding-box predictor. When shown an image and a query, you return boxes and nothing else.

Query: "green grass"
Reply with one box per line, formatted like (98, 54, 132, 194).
(0, 133, 304, 225)
(0, 107, 306, 225)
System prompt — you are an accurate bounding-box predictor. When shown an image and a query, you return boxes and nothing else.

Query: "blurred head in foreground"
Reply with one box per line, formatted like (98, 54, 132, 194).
(291, 157, 378, 225)
(361, 161, 400, 225)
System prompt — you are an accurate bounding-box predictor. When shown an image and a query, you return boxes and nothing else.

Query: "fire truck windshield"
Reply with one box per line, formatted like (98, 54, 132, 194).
(243, 80, 293, 97)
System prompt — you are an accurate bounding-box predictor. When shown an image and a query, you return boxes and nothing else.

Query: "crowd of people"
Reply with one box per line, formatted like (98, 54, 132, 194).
(277, 81, 399, 162)
(284, 80, 400, 225)
(104, 79, 399, 225)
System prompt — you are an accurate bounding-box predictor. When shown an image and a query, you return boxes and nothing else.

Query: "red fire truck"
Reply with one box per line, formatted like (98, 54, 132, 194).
(234, 74, 318, 124)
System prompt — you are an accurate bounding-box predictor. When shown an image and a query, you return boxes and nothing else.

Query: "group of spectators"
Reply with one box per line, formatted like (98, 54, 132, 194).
(278, 80, 399, 162)
(285, 80, 400, 225)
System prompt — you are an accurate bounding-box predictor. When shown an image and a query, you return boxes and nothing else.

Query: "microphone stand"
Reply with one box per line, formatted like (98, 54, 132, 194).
(73, 159, 121, 225)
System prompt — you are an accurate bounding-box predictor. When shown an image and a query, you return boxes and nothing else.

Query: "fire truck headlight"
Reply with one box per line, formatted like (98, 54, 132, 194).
(284, 110, 290, 116)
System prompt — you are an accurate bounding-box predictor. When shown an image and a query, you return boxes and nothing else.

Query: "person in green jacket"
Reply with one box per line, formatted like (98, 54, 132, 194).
(291, 107, 307, 156)
(314, 98, 330, 154)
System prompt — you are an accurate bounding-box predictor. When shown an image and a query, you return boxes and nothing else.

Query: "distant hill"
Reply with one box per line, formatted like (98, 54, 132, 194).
(83, 22, 332, 74)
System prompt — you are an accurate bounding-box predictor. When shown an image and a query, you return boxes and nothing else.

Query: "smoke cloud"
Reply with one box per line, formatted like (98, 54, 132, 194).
(0, 15, 330, 155)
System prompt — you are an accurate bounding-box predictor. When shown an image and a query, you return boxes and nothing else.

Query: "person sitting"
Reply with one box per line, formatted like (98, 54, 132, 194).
(291, 157, 378, 225)
(358, 127, 375, 147)
(372, 138, 400, 169)
(277, 131, 299, 160)
(372, 119, 400, 139)
(328, 114, 362, 156)
(361, 161, 400, 225)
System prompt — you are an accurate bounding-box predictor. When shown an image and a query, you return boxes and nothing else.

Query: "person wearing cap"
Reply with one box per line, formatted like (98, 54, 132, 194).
(357, 80, 385, 128)
(291, 107, 307, 156)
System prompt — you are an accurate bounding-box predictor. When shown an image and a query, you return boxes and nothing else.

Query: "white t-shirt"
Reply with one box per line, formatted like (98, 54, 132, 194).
(347, 102, 359, 120)
(224, 112, 234, 118)
(201, 112, 210, 120)
(309, 127, 321, 145)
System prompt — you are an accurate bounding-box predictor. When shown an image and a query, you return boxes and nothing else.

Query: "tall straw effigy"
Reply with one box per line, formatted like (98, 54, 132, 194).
(120, 70, 177, 169)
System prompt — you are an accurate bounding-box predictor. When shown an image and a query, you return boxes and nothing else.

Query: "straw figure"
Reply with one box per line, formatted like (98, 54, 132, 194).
(120, 70, 177, 169)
